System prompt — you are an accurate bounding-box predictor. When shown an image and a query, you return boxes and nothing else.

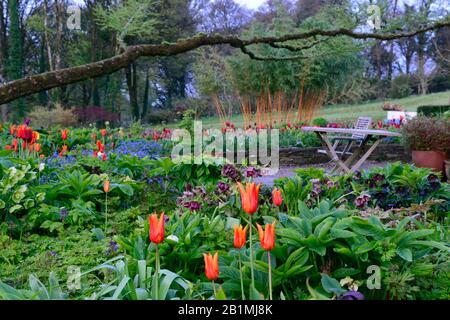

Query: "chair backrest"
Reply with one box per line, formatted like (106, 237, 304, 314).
(351, 117, 372, 140)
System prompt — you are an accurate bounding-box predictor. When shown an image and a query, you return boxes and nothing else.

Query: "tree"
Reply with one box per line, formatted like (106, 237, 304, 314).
(0, 13, 449, 107)
(6, 0, 25, 120)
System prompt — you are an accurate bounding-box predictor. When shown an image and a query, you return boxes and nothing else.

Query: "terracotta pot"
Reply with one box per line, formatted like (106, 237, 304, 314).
(445, 160, 450, 182)
(412, 150, 447, 173)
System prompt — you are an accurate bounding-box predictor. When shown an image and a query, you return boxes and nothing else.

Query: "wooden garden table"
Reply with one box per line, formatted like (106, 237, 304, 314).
(301, 127, 402, 173)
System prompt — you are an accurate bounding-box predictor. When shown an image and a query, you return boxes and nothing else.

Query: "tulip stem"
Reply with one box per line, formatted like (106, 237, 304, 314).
(212, 280, 217, 298)
(238, 250, 245, 300)
(268, 252, 273, 300)
(104, 193, 108, 234)
(249, 215, 255, 287)
(155, 244, 160, 300)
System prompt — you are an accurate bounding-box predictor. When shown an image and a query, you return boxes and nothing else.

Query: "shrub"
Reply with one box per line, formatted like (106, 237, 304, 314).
(417, 105, 450, 117)
(145, 109, 178, 124)
(402, 117, 450, 153)
(27, 104, 78, 128)
(312, 117, 328, 127)
(389, 74, 413, 99)
(73, 106, 119, 125)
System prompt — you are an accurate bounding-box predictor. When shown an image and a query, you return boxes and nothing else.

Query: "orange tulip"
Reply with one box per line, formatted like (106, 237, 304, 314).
(61, 129, 68, 140)
(10, 124, 15, 136)
(34, 143, 41, 153)
(203, 252, 219, 281)
(39, 154, 45, 159)
(234, 224, 248, 249)
(256, 222, 276, 251)
(31, 131, 40, 144)
(237, 182, 260, 215)
(104, 180, 110, 193)
(5, 145, 12, 151)
(101, 129, 107, 137)
(272, 188, 283, 207)
(148, 213, 165, 244)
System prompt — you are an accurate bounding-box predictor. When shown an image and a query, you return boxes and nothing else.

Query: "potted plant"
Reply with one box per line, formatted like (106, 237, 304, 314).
(402, 117, 450, 174)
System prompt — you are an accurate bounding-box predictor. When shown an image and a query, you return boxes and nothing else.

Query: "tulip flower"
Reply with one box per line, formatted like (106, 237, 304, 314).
(149, 213, 165, 244)
(149, 212, 165, 300)
(203, 252, 219, 281)
(104, 180, 110, 193)
(103, 179, 110, 233)
(34, 143, 41, 153)
(237, 182, 260, 288)
(257, 222, 276, 251)
(101, 129, 107, 137)
(102, 153, 107, 161)
(234, 224, 248, 249)
(5, 145, 12, 151)
(10, 124, 15, 136)
(256, 222, 276, 300)
(237, 182, 260, 215)
(203, 252, 219, 297)
(272, 188, 283, 207)
(234, 224, 248, 300)
(61, 129, 68, 141)
(31, 131, 40, 144)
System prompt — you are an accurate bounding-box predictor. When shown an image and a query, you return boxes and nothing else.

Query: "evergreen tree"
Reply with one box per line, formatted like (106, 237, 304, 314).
(6, 0, 25, 120)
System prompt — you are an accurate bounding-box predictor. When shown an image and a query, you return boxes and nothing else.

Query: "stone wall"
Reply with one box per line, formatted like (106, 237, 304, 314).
(279, 144, 411, 166)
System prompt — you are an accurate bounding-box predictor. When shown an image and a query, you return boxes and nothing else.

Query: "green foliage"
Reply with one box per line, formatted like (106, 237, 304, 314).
(94, 0, 160, 45)
(417, 105, 450, 117)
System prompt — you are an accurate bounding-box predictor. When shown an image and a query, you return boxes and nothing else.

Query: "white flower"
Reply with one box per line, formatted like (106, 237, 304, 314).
(9, 167, 17, 176)
(39, 163, 45, 172)
(167, 235, 179, 243)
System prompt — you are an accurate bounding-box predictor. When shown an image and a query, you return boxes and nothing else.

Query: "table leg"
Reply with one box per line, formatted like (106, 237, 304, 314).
(317, 133, 351, 173)
(350, 138, 382, 172)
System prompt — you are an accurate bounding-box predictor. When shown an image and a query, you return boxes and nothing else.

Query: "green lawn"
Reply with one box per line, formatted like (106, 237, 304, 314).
(162, 90, 450, 129)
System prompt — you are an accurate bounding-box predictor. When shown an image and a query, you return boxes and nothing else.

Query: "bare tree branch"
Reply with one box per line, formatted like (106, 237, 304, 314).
(1, 18, 449, 105)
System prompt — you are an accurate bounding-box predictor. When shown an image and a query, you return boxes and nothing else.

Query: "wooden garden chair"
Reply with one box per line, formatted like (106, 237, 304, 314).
(318, 116, 372, 160)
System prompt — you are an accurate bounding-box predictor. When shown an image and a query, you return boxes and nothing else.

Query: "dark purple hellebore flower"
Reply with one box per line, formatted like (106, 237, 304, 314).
(217, 181, 230, 193)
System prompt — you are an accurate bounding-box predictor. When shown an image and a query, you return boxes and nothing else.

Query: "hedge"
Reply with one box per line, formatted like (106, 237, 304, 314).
(417, 105, 450, 117)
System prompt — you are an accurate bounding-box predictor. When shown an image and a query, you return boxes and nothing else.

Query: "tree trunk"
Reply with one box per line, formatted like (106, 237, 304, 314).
(142, 66, 150, 120)
(43, 0, 54, 72)
(125, 63, 139, 121)
(0, 0, 8, 121)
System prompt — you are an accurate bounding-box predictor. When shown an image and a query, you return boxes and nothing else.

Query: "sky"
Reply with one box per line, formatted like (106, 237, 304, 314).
(235, 0, 266, 10)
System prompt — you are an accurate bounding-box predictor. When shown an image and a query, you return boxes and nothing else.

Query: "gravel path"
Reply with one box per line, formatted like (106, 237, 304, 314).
(254, 161, 391, 186)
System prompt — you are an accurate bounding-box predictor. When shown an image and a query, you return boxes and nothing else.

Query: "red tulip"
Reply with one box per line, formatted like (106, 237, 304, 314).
(237, 182, 260, 215)
(5, 145, 12, 150)
(9, 124, 15, 136)
(272, 188, 283, 207)
(256, 222, 276, 251)
(61, 129, 68, 141)
(102, 153, 107, 161)
(101, 129, 107, 137)
(234, 224, 248, 249)
(203, 252, 219, 281)
(148, 213, 165, 244)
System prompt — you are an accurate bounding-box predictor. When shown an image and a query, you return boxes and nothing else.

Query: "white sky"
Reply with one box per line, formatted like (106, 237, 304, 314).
(235, 0, 266, 10)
